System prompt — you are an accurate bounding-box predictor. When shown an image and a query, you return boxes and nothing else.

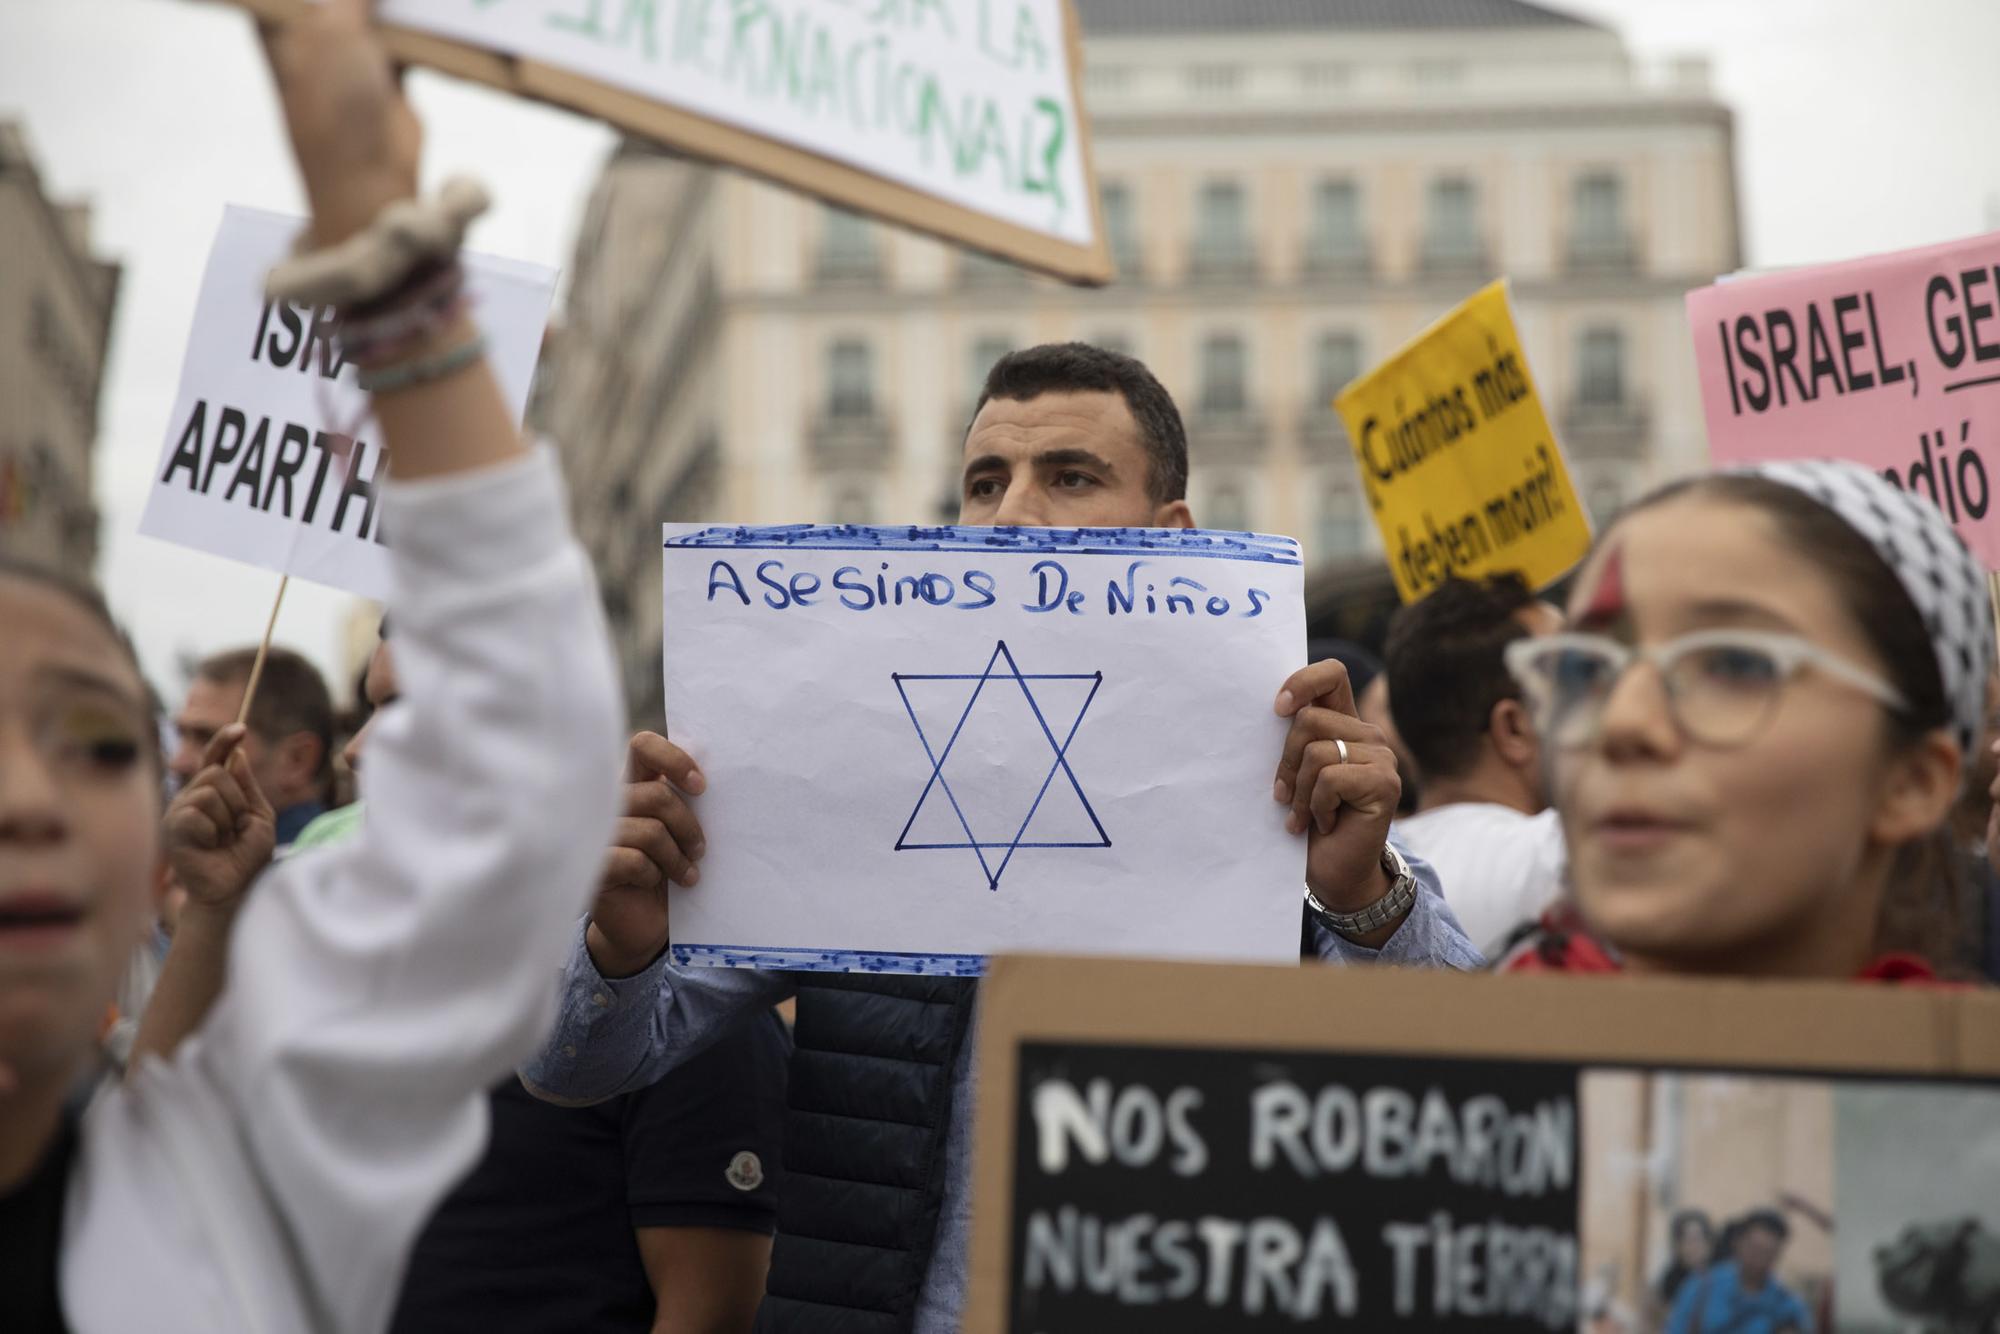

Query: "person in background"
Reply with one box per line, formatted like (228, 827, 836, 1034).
(0, 2, 624, 1329)
(328, 636, 790, 1334)
(524, 342, 1480, 1334)
(1314, 639, 1422, 815)
(169, 645, 334, 848)
(1650, 1210, 1716, 1329)
(1666, 1210, 1811, 1334)
(1383, 573, 1568, 957)
(1505, 462, 1985, 980)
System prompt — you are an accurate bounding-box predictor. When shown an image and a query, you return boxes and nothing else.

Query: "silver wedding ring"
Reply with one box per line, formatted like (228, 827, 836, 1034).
(1335, 738, 1350, 765)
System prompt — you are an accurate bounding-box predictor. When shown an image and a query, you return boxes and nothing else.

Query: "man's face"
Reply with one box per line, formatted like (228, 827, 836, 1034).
(1734, 1224, 1785, 1283)
(170, 675, 267, 787)
(957, 390, 1192, 530)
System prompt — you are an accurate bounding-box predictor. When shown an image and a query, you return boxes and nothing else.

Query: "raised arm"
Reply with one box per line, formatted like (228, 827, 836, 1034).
(126, 4, 622, 1331)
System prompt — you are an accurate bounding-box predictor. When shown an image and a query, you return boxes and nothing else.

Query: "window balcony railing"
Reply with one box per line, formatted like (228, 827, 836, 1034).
(1418, 234, 1490, 280)
(1565, 230, 1640, 275)
(1186, 243, 1260, 285)
(810, 410, 896, 470)
(957, 251, 1029, 288)
(1562, 396, 1651, 458)
(1300, 239, 1374, 283)
(1190, 405, 1268, 461)
(1299, 400, 1352, 445)
(814, 247, 882, 287)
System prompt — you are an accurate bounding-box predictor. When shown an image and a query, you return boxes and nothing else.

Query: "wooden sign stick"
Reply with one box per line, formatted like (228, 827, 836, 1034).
(236, 574, 291, 726)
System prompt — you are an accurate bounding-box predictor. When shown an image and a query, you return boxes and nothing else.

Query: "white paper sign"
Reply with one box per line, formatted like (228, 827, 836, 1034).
(661, 524, 1309, 973)
(139, 205, 556, 599)
(380, 0, 1094, 249)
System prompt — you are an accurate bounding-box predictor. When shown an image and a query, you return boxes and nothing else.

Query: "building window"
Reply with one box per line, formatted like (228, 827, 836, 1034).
(831, 485, 875, 525)
(1588, 481, 1623, 529)
(817, 207, 877, 282)
(1200, 333, 1248, 417)
(1088, 330, 1133, 358)
(1312, 331, 1364, 407)
(1574, 174, 1623, 242)
(1306, 178, 1367, 271)
(1206, 480, 1251, 532)
(1188, 64, 1241, 95)
(1318, 479, 1364, 558)
(1193, 180, 1253, 277)
(1570, 172, 1633, 269)
(826, 338, 875, 418)
(1087, 65, 1130, 96)
(1100, 179, 1140, 271)
(1424, 175, 1482, 264)
(1579, 327, 1626, 406)
(966, 334, 1012, 416)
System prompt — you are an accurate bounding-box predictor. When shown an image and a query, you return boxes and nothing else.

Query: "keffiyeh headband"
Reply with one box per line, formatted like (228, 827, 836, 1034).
(1739, 459, 1992, 759)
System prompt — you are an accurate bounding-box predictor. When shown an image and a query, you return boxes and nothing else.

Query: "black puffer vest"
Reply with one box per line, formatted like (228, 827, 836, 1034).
(754, 971, 977, 1334)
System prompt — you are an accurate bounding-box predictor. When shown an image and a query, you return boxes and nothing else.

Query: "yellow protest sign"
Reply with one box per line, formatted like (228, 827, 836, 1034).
(1335, 281, 1591, 602)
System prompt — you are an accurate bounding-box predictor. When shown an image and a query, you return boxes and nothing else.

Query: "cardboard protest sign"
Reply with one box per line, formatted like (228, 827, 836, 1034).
(1335, 281, 1592, 603)
(965, 956, 2000, 1333)
(139, 205, 555, 600)
(659, 524, 1307, 973)
(225, 0, 1110, 286)
(1689, 230, 2000, 568)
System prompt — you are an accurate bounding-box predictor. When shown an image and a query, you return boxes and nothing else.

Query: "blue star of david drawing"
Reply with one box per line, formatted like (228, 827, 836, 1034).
(892, 640, 1110, 891)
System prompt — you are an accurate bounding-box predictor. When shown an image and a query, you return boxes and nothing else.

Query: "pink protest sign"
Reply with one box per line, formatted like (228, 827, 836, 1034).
(1688, 230, 2000, 567)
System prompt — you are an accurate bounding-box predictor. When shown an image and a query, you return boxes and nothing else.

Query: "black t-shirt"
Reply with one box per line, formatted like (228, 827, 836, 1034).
(389, 1009, 790, 1334)
(0, 1107, 78, 1334)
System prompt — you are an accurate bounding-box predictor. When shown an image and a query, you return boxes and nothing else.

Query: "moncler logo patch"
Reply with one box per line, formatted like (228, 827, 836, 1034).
(726, 1150, 764, 1192)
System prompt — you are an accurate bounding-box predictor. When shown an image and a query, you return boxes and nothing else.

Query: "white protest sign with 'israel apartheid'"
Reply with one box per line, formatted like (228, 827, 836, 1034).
(139, 205, 555, 600)
(661, 525, 1309, 973)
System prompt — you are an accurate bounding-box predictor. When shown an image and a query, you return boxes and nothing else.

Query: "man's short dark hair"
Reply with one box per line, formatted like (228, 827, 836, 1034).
(972, 341, 1188, 504)
(197, 646, 334, 782)
(1382, 572, 1539, 782)
(1739, 1209, 1790, 1242)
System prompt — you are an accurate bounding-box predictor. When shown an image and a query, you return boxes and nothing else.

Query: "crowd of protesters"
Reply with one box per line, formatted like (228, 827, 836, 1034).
(5, 3, 1999, 1332)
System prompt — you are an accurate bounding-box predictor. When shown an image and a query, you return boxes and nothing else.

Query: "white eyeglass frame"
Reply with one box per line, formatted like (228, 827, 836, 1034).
(1504, 627, 1909, 746)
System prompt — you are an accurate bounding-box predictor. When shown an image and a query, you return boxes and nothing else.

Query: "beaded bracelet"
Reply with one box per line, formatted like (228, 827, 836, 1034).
(356, 332, 489, 395)
(338, 262, 472, 368)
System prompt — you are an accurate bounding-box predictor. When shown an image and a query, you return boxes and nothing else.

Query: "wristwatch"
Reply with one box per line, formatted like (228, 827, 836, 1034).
(1306, 842, 1418, 939)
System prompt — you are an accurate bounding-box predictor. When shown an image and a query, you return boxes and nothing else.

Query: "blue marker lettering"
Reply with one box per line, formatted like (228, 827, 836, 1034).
(1243, 588, 1270, 617)
(707, 559, 750, 605)
(1166, 575, 1205, 615)
(1106, 559, 1147, 615)
(1027, 558, 1084, 614)
(833, 565, 876, 610)
(756, 559, 792, 609)
(958, 569, 998, 609)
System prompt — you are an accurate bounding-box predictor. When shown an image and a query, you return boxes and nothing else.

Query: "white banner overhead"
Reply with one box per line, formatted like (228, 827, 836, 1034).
(139, 205, 556, 600)
(659, 523, 1310, 975)
(225, 0, 1112, 284)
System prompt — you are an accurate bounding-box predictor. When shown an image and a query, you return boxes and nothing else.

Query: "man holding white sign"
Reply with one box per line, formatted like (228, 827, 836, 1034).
(524, 344, 1478, 1334)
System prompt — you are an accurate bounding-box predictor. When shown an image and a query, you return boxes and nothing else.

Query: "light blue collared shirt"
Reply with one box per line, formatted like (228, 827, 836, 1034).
(523, 840, 1478, 1334)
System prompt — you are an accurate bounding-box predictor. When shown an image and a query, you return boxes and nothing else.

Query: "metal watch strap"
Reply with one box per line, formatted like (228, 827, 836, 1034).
(1307, 843, 1417, 938)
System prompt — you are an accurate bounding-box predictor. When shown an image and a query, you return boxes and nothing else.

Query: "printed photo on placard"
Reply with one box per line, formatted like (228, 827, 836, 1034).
(1579, 1070, 2000, 1334)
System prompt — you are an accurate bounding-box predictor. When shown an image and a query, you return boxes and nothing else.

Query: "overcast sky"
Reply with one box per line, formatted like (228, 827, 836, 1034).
(2, 0, 1998, 702)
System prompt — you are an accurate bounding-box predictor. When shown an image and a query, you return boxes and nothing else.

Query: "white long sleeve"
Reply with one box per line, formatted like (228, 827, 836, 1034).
(62, 448, 624, 1334)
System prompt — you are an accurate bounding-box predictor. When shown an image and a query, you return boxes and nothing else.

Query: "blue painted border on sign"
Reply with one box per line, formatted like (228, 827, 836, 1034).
(662, 522, 1301, 566)
(673, 943, 989, 976)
